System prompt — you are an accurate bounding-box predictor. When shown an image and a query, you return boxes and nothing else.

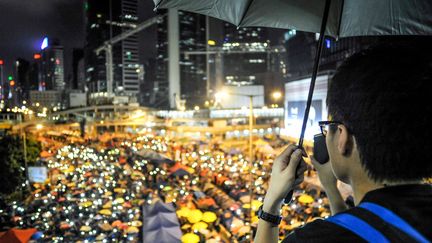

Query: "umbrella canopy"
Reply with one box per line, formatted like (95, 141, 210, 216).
(111, 220, 123, 227)
(181, 233, 200, 243)
(171, 168, 190, 177)
(144, 200, 176, 216)
(126, 226, 139, 234)
(40, 150, 53, 158)
(202, 211, 217, 223)
(144, 226, 183, 243)
(80, 225, 92, 232)
(298, 194, 315, 204)
(187, 209, 203, 224)
(192, 221, 208, 231)
(144, 213, 181, 232)
(99, 209, 112, 216)
(136, 149, 174, 164)
(154, 0, 432, 37)
(197, 197, 216, 208)
(0, 228, 37, 243)
(176, 207, 191, 218)
(98, 223, 113, 232)
(131, 220, 143, 227)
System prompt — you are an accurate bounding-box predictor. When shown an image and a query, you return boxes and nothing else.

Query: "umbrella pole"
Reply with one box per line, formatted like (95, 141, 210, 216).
(284, 0, 332, 205)
(298, 0, 332, 148)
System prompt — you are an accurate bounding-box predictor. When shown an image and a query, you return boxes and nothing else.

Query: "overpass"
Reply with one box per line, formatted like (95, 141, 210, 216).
(6, 105, 158, 132)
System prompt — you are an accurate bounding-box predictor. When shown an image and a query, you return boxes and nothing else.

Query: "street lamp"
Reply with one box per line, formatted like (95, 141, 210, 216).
(272, 91, 282, 100)
(214, 90, 281, 240)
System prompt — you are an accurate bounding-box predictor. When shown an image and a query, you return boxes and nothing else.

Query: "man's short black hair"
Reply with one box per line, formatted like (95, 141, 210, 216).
(327, 38, 432, 182)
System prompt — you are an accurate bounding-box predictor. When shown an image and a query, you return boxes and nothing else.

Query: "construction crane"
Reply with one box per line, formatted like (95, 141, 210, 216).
(95, 15, 165, 96)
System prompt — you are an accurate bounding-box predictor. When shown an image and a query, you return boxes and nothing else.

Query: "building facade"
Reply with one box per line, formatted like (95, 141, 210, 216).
(222, 25, 269, 86)
(84, 0, 140, 104)
(40, 38, 65, 91)
(221, 25, 286, 107)
(283, 30, 379, 80)
(15, 58, 31, 104)
(147, 10, 206, 109)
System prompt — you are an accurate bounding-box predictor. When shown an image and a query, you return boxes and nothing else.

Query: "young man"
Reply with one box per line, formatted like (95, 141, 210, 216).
(255, 42, 432, 242)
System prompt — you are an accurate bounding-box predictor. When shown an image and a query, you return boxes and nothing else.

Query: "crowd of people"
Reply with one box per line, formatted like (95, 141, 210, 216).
(0, 132, 333, 242)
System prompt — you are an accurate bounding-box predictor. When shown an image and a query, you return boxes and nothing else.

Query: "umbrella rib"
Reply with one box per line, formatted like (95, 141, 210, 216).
(237, 0, 255, 27)
(336, 0, 345, 38)
(153, 0, 164, 11)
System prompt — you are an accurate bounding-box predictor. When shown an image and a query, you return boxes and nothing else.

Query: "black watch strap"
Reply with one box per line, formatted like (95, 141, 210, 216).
(257, 205, 282, 226)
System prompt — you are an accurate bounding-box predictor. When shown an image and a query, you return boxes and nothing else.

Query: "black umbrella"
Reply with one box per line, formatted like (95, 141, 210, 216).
(154, 0, 432, 203)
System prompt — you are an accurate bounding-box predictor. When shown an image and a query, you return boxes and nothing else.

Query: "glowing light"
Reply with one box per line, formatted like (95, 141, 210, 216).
(41, 37, 49, 50)
(272, 91, 282, 100)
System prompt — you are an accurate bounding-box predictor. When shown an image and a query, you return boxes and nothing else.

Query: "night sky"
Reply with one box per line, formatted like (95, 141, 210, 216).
(0, 0, 284, 83)
(0, 0, 158, 81)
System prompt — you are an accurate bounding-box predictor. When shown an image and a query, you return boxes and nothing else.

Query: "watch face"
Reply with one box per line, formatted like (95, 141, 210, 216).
(258, 207, 263, 218)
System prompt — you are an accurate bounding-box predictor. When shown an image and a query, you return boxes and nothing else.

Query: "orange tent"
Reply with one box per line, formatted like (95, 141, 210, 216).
(40, 151, 52, 158)
(197, 197, 216, 207)
(0, 228, 37, 243)
(119, 156, 127, 165)
(169, 162, 192, 173)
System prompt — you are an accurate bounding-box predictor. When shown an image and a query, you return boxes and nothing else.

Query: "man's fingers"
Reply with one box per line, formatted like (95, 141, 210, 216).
(274, 144, 297, 170)
(293, 162, 307, 180)
(293, 174, 304, 186)
(294, 178, 304, 187)
(286, 149, 303, 173)
(296, 161, 307, 176)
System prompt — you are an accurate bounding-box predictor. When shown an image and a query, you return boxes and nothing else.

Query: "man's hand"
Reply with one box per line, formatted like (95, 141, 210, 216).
(310, 155, 337, 188)
(310, 156, 348, 214)
(264, 145, 307, 213)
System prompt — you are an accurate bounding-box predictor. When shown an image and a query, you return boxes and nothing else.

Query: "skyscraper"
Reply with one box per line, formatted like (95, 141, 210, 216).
(222, 25, 269, 86)
(84, 0, 140, 104)
(40, 37, 65, 91)
(72, 49, 84, 90)
(15, 58, 30, 102)
(27, 37, 65, 109)
(149, 10, 206, 109)
(283, 30, 379, 80)
(221, 25, 286, 106)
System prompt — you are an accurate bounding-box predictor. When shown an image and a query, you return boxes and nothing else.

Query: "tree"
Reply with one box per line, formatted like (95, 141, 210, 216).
(0, 134, 41, 197)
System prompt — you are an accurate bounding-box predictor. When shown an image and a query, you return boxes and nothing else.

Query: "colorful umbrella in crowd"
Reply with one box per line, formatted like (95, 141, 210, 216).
(0, 228, 37, 243)
(192, 221, 208, 231)
(202, 211, 217, 223)
(181, 233, 200, 243)
(298, 194, 315, 204)
(187, 209, 203, 224)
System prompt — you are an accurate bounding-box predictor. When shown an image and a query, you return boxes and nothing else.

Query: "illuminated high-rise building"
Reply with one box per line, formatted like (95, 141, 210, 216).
(222, 24, 269, 86)
(147, 10, 206, 109)
(84, 0, 140, 104)
(40, 37, 65, 91)
(283, 30, 379, 80)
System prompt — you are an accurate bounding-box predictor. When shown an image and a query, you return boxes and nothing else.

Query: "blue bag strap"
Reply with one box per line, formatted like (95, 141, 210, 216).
(359, 202, 430, 243)
(326, 213, 390, 242)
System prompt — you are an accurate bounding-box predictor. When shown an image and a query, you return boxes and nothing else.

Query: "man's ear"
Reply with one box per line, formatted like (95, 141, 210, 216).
(337, 125, 352, 156)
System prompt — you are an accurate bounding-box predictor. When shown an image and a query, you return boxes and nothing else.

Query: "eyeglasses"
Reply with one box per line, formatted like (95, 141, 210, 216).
(318, 121, 343, 137)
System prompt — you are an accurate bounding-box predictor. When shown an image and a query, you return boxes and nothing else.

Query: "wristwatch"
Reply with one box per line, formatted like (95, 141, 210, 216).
(257, 205, 282, 226)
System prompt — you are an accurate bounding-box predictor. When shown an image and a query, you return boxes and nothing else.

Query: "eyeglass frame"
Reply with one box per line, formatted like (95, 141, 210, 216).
(318, 121, 344, 137)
